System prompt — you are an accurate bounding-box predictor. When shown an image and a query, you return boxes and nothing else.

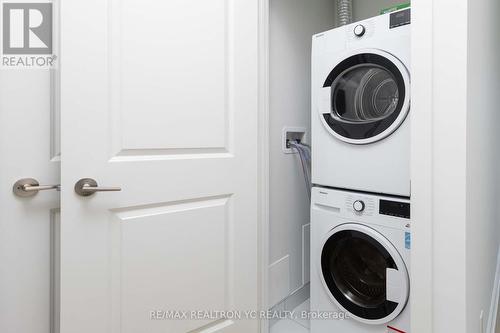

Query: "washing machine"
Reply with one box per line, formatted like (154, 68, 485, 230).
(312, 9, 411, 196)
(310, 186, 411, 333)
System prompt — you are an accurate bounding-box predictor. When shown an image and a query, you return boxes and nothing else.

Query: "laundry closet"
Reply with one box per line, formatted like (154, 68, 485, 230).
(1, 1, 498, 332)
(265, 1, 410, 332)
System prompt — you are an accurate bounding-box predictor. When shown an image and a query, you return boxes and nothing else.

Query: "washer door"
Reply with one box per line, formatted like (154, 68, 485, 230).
(320, 223, 409, 325)
(318, 49, 410, 144)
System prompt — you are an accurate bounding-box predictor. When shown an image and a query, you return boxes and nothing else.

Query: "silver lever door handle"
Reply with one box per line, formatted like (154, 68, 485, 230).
(13, 178, 60, 197)
(74, 178, 122, 197)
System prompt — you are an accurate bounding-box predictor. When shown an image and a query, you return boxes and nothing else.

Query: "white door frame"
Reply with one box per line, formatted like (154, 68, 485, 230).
(257, 0, 270, 332)
(257, 1, 435, 333)
(409, 0, 434, 331)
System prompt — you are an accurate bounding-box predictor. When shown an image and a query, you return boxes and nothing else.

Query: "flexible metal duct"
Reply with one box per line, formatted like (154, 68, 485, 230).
(337, 0, 352, 26)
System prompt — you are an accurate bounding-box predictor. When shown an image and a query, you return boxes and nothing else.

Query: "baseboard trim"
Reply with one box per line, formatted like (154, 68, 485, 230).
(268, 255, 290, 308)
(487, 245, 500, 333)
(269, 283, 310, 327)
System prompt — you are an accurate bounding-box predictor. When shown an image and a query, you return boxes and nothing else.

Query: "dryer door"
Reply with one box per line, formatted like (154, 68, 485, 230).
(318, 49, 410, 144)
(320, 223, 409, 325)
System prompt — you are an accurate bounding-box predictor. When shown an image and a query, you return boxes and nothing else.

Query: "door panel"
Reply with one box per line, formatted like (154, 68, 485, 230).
(117, 0, 228, 152)
(0, 70, 60, 333)
(60, 1, 259, 333)
(115, 196, 230, 333)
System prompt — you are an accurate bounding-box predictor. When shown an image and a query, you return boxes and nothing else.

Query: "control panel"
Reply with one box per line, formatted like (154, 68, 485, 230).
(379, 199, 410, 219)
(390, 8, 411, 29)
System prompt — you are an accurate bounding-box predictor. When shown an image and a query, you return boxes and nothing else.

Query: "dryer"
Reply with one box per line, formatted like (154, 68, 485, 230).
(312, 9, 411, 196)
(310, 186, 411, 333)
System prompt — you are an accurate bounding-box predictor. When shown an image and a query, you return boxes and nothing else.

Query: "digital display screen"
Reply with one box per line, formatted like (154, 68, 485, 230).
(379, 199, 410, 219)
(390, 8, 411, 29)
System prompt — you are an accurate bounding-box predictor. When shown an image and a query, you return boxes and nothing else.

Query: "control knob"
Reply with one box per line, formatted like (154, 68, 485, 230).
(353, 200, 365, 212)
(354, 24, 366, 37)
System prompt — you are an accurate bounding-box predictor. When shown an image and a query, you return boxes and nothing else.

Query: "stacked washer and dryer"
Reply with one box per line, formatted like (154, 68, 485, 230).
(310, 8, 412, 333)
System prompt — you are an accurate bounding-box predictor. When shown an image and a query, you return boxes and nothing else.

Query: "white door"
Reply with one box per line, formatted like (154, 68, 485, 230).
(0, 70, 60, 332)
(60, 1, 259, 333)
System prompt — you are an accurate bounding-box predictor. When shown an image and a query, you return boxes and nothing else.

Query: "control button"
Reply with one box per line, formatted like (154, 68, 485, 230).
(353, 200, 365, 212)
(354, 24, 366, 37)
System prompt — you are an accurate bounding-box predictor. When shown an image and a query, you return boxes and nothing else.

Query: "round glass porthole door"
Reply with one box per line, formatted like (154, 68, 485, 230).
(319, 50, 410, 144)
(320, 224, 409, 324)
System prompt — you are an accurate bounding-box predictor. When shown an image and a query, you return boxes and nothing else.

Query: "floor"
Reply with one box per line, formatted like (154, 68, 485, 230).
(270, 297, 500, 333)
(271, 300, 310, 333)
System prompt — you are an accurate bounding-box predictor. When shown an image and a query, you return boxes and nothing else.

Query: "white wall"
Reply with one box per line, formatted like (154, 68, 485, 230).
(412, 0, 500, 331)
(432, 1, 469, 331)
(268, 0, 336, 306)
(466, 0, 500, 331)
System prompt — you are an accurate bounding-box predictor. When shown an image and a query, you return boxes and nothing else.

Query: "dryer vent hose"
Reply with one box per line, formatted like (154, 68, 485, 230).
(289, 141, 312, 200)
(337, 0, 352, 26)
